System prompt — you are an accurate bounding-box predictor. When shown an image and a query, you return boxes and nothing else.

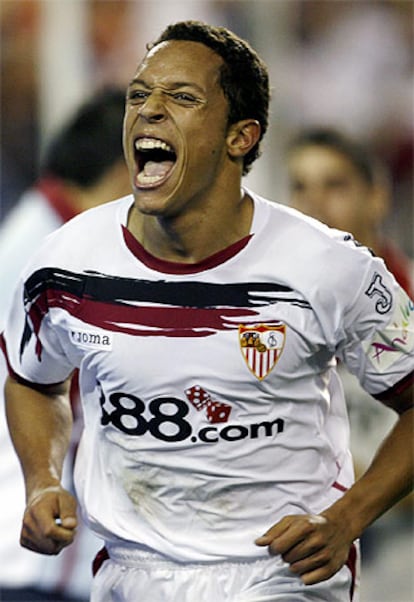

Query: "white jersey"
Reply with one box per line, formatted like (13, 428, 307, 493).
(2, 190, 413, 563)
(0, 183, 100, 597)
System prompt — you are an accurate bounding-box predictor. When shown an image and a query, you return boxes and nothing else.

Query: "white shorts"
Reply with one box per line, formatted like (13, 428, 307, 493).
(91, 542, 359, 602)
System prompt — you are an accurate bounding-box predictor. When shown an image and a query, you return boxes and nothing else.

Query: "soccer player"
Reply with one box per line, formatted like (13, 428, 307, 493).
(2, 21, 413, 602)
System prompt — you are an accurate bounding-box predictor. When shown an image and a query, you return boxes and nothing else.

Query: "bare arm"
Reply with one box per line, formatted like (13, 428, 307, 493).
(5, 374, 78, 554)
(256, 386, 414, 585)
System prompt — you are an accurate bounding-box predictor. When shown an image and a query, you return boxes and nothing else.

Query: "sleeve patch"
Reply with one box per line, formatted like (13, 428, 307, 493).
(362, 289, 414, 373)
(364, 272, 393, 314)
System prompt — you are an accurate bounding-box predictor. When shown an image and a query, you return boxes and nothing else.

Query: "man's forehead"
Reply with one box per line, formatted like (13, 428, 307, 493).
(135, 39, 222, 78)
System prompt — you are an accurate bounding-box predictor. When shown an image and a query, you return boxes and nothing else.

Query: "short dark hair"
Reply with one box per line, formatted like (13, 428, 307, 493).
(287, 127, 378, 185)
(41, 88, 126, 187)
(149, 20, 270, 175)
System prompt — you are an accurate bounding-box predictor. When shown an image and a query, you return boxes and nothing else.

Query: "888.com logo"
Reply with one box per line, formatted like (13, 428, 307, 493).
(99, 383, 285, 444)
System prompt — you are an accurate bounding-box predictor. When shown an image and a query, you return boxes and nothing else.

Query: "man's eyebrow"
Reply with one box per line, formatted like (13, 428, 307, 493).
(127, 78, 205, 94)
(127, 78, 149, 89)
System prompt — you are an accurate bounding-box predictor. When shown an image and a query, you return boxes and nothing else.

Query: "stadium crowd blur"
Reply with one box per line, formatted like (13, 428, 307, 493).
(1, 1, 413, 601)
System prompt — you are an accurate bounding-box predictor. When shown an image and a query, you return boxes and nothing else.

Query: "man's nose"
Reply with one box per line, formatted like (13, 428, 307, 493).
(139, 91, 167, 123)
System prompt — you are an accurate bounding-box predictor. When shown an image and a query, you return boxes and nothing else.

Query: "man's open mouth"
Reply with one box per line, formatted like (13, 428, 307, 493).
(134, 137, 177, 188)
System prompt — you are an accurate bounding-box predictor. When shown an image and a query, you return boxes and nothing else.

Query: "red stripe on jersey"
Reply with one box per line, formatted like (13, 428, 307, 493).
(332, 481, 348, 493)
(261, 351, 266, 378)
(18, 267, 308, 360)
(92, 546, 110, 576)
(346, 543, 358, 601)
(373, 370, 414, 414)
(373, 370, 414, 403)
(33, 287, 258, 336)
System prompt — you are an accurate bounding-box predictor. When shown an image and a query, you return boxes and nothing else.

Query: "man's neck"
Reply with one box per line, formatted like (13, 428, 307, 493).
(127, 190, 254, 264)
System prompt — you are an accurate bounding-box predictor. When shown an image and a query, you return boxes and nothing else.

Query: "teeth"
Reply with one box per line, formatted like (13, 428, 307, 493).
(136, 173, 165, 185)
(135, 137, 173, 152)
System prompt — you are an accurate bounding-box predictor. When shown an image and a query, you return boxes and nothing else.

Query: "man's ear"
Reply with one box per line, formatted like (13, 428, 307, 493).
(226, 119, 261, 160)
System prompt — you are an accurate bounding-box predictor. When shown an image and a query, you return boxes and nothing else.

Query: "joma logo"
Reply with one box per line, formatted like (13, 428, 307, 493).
(70, 329, 112, 349)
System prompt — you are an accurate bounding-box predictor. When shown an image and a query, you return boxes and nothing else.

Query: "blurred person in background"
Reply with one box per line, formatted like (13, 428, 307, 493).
(0, 0, 40, 217)
(0, 88, 131, 602)
(286, 127, 413, 296)
(281, 0, 413, 258)
(286, 126, 414, 601)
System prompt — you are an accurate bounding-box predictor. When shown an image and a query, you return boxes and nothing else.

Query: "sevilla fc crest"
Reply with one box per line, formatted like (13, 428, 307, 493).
(239, 323, 286, 380)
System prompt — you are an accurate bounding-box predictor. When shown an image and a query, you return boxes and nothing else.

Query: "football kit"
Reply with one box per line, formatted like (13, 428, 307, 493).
(2, 190, 413, 601)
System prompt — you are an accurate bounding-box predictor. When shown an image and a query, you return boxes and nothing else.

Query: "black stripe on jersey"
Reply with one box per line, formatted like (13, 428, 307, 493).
(23, 267, 310, 309)
(20, 267, 311, 359)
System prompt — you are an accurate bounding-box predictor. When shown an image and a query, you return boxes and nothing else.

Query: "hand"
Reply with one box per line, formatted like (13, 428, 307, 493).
(255, 513, 353, 585)
(20, 485, 78, 555)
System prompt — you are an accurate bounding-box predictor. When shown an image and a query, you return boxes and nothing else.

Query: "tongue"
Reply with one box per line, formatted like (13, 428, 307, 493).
(143, 160, 174, 177)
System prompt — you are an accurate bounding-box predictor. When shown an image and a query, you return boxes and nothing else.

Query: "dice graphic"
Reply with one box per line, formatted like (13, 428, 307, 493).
(206, 401, 232, 424)
(185, 385, 211, 411)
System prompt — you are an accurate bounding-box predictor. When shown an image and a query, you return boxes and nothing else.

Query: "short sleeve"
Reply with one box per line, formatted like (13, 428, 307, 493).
(336, 250, 414, 396)
(2, 268, 76, 386)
